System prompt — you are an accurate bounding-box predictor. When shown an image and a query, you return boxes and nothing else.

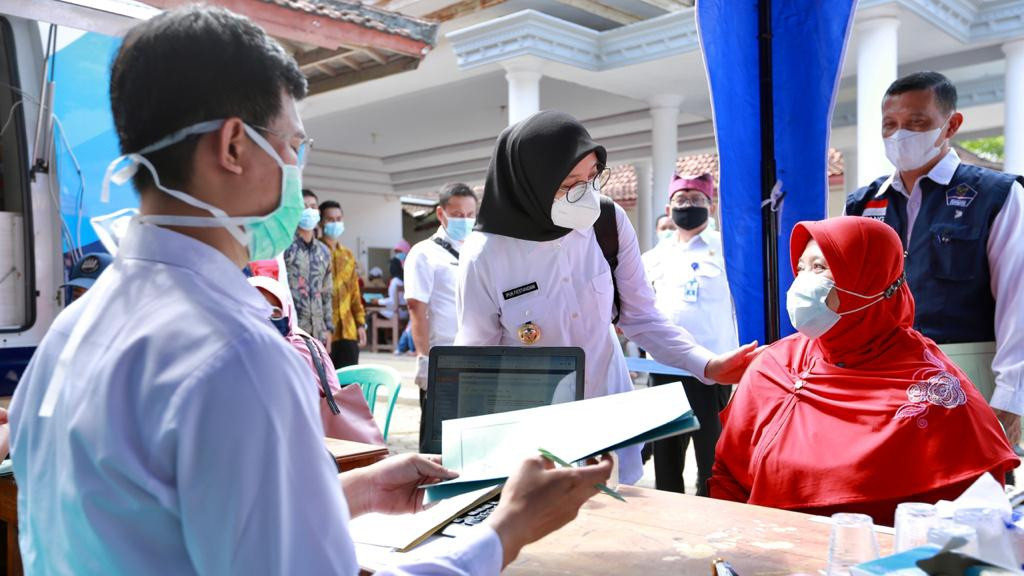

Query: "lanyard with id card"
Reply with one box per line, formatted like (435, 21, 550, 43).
(683, 262, 699, 303)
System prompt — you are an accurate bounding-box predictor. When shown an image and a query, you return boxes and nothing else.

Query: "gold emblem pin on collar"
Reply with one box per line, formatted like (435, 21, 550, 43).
(517, 321, 541, 345)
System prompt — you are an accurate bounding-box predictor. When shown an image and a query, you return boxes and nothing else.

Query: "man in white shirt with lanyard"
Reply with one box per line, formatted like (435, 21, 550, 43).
(8, 7, 611, 574)
(405, 182, 478, 454)
(642, 173, 738, 496)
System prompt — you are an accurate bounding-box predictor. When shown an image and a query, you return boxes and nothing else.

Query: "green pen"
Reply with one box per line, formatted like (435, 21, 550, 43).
(538, 448, 626, 502)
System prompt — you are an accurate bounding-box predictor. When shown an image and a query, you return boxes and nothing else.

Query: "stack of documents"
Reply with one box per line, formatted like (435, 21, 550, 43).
(427, 382, 698, 502)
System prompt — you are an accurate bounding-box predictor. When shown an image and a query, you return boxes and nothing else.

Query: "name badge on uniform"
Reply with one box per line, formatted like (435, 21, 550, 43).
(683, 262, 699, 303)
(503, 282, 539, 301)
(517, 321, 541, 345)
(946, 184, 977, 208)
(683, 279, 699, 303)
(863, 198, 888, 220)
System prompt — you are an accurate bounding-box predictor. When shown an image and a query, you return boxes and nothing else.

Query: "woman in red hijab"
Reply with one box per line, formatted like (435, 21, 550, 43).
(710, 216, 1017, 525)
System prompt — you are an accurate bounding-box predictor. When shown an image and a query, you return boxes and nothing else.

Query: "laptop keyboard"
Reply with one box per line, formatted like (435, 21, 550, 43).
(440, 497, 499, 537)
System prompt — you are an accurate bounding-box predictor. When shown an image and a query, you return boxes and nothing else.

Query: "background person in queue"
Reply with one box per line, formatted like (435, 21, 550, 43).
(9, 7, 614, 574)
(456, 110, 759, 485)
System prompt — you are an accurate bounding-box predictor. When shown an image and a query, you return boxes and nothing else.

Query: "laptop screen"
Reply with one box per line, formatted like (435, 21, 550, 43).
(422, 346, 585, 454)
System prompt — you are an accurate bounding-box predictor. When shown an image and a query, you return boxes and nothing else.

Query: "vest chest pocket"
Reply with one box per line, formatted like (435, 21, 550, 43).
(928, 223, 981, 281)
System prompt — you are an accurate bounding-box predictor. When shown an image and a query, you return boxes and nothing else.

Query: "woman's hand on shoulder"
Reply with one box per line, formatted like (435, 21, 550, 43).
(704, 341, 762, 384)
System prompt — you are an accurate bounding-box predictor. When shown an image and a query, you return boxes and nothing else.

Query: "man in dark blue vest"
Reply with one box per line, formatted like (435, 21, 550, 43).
(847, 71, 1024, 452)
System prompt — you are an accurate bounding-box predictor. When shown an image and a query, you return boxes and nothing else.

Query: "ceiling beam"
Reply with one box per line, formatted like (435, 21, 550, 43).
(634, 0, 692, 11)
(337, 54, 364, 71)
(295, 46, 355, 68)
(554, 0, 642, 25)
(144, 0, 432, 57)
(362, 47, 390, 66)
(424, 0, 508, 22)
(308, 58, 420, 95)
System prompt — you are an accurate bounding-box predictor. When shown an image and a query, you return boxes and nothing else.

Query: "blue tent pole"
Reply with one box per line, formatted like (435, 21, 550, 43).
(758, 0, 781, 344)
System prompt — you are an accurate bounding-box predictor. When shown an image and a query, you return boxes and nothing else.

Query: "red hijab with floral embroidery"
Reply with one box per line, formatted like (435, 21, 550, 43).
(710, 217, 1017, 525)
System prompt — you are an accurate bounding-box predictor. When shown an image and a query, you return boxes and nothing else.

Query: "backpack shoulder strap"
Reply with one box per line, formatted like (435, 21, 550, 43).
(593, 196, 621, 324)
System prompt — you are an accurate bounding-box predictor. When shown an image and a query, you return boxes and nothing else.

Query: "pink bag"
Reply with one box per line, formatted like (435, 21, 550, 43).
(297, 334, 385, 446)
(323, 381, 386, 446)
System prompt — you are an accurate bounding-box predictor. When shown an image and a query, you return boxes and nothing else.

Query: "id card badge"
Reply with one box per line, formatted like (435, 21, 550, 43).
(683, 262, 699, 303)
(683, 279, 699, 303)
(684, 261, 700, 303)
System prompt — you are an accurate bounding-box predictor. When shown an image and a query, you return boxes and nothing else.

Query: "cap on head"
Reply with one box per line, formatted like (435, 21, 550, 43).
(668, 173, 716, 202)
(64, 253, 113, 289)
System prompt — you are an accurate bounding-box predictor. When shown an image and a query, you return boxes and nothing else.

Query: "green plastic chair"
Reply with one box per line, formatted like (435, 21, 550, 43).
(336, 364, 402, 442)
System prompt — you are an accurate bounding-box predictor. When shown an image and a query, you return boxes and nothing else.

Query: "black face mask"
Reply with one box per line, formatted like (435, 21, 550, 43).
(671, 207, 709, 231)
(270, 316, 290, 337)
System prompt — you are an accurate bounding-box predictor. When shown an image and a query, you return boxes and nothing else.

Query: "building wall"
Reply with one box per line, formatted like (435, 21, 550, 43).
(317, 190, 404, 277)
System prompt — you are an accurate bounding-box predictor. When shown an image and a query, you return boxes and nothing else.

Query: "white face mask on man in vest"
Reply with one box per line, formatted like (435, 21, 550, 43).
(883, 115, 951, 173)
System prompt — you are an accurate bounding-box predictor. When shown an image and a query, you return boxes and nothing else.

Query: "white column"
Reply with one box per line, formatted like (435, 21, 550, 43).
(855, 16, 900, 186)
(648, 95, 683, 252)
(634, 160, 654, 252)
(503, 58, 544, 126)
(1004, 39, 1024, 175)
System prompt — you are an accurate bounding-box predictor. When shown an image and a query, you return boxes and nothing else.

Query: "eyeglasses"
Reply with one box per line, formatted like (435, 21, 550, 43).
(670, 194, 711, 209)
(252, 125, 314, 169)
(560, 168, 611, 203)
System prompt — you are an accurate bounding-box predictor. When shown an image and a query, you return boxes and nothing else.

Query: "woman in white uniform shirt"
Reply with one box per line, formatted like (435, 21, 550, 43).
(456, 111, 758, 484)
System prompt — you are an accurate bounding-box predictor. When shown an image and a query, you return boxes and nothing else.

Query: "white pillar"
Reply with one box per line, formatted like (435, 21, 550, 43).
(503, 58, 544, 126)
(855, 16, 900, 186)
(1004, 39, 1024, 175)
(634, 160, 654, 252)
(648, 94, 683, 252)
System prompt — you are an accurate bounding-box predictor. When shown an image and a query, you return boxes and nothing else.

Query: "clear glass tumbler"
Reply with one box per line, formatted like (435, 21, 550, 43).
(827, 512, 880, 576)
(894, 502, 938, 552)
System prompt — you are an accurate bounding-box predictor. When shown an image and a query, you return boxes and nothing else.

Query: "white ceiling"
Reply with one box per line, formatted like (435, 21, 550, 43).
(301, 1, 1019, 197)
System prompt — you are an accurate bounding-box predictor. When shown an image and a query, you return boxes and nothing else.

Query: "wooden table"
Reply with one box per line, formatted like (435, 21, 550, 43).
(0, 438, 389, 575)
(326, 438, 390, 472)
(505, 486, 893, 575)
(0, 475, 20, 576)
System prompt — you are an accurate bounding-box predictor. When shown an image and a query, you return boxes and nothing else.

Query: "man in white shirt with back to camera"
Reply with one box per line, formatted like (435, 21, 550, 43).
(8, 7, 611, 575)
(405, 182, 478, 453)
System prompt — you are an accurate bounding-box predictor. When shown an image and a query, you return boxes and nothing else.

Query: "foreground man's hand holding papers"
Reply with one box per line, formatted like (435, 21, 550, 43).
(428, 382, 699, 501)
(350, 383, 697, 571)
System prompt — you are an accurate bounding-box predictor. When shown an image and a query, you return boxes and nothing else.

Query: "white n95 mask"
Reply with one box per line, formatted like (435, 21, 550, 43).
(883, 117, 949, 172)
(101, 119, 304, 262)
(786, 271, 905, 339)
(551, 182, 601, 230)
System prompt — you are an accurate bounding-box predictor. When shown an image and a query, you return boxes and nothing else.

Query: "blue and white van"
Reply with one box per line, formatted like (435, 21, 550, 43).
(0, 2, 156, 395)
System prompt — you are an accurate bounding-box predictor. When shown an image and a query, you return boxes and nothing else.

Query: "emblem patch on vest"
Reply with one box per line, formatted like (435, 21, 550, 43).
(863, 198, 888, 220)
(946, 183, 978, 208)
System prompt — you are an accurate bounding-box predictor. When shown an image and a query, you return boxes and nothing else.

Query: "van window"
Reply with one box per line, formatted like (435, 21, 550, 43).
(0, 17, 33, 333)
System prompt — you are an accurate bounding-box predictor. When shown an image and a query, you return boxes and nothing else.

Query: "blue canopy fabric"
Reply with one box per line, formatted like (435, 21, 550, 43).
(696, 0, 856, 344)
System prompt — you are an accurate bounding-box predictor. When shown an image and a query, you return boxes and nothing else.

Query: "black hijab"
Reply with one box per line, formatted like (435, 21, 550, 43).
(475, 110, 607, 241)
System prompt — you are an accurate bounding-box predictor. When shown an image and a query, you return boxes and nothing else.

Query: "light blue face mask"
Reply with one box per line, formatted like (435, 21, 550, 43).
(298, 207, 320, 231)
(445, 217, 475, 242)
(101, 119, 304, 261)
(324, 221, 345, 238)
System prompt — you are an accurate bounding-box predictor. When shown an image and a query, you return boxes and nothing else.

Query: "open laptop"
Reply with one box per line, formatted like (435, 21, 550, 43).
(421, 346, 586, 455)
